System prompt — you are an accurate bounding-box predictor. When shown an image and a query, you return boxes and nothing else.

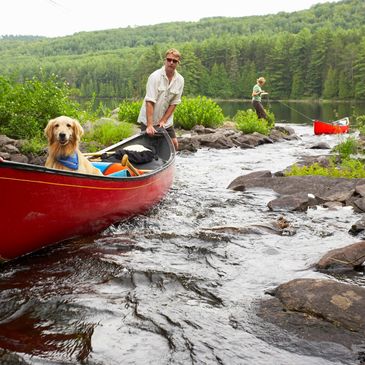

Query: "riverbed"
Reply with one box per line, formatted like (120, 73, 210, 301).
(0, 124, 363, 364)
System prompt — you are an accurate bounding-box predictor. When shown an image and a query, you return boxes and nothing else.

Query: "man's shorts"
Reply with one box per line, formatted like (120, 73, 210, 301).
(140, 124, 176, 139)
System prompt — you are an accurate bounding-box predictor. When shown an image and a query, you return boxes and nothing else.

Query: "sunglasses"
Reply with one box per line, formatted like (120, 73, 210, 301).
(166, 58, 179, 64)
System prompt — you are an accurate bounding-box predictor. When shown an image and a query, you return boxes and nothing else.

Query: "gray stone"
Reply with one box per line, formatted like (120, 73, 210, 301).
(9, 154, 28, 163)
(3, 144, 19, 153)
(354, 197, 365, 212)
(355, 184, 365, 197)
(350, 216, 365, 236)
(228, 174, 365, 211)
(317, 241, 365, 270)
(274, 278, 365, 332)
(267, 193, 311, 212)
(0, 135, 15, 147)
(310, 142, 331, 149)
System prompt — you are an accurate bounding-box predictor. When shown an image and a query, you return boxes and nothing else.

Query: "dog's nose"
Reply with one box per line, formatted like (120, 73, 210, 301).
(59, 132, 66, 140)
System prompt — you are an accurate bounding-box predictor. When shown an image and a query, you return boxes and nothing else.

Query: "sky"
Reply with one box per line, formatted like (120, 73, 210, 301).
(1, 0, 342, 38)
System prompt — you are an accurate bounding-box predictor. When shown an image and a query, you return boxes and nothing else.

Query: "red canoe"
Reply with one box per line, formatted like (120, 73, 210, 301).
(0, 131, 175, 261)
(313, 118, 349, 135)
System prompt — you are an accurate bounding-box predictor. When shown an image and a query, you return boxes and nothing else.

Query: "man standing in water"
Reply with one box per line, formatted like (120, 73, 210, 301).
(252, 77, 268, 120)
(138, 48, 184, 150)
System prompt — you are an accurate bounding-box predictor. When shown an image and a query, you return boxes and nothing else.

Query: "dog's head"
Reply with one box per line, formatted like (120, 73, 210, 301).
(44, 116, 84, 146)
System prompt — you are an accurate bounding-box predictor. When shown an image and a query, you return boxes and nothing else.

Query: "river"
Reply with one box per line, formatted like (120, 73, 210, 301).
(0, 124, 363, 364)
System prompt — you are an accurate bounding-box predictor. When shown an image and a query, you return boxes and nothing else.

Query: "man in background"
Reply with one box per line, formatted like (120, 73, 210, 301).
(252, 76, 268, 120)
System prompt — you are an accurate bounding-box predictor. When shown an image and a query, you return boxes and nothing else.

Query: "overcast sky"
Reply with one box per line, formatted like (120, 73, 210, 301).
(1, 0, 341, 38)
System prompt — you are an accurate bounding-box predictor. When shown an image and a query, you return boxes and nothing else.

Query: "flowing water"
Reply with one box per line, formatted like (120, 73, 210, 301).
(0, 124, 364, 365)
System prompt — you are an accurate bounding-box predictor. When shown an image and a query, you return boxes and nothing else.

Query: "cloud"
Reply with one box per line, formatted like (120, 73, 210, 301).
(0, 0, 341, 38)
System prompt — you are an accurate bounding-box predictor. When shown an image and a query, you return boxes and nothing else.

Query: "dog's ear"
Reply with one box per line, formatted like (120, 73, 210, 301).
(73, 119, 84, 141)
(44, 119, 55, 144)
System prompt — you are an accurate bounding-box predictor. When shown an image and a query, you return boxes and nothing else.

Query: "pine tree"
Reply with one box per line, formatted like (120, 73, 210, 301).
(323, 66, 338, 99)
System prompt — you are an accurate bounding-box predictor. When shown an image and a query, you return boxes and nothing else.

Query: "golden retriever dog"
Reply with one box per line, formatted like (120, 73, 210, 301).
(44, 116, 102, 175)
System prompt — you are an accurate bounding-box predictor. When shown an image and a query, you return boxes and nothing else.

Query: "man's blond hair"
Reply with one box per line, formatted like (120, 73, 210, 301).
(165, 48, 181, 60)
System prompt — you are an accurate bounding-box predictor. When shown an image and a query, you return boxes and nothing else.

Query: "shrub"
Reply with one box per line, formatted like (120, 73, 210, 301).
(118, 100, 143, 124)
(19, 136, 46, 155)
(265, 110, 276, 129)
(234, 109, 272, 135)
(174, 96, 225, 130)
(83, 120, 134, 150)
(332, 136, 361, 159)
(355, 115, 365, 136)
(0, 74, 79, 139)
(285, 158, 365, 178)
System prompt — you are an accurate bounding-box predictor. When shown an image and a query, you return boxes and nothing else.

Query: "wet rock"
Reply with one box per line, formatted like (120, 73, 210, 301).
(228, 174, 365, 211)
(177, 136, 200, 152)
(267, 192, 312, 212)
(192, 125, 215, 134)
(231, 133, 264, 147)
(288, 155, 331, 169)
(193, 132, 236, 149)
(177, 125, 300, 152)
(268, 129, 286, 142)
(355, 184, 365, 197)
(273, 278, 365, 332)
(316, 241, 365, 271)
(354, 197, 365, 212)
(323, 201, 343, 209)
(202, 217, 295, 236)
(227, 170, 272, 191)
(309, 142, 331, 149)
(258, 290, 365, 353)
(350, 216, 365, 236)
(319, 189, 355, 203)
(201, 216, 294, 236)
(273, 125, 296, 136)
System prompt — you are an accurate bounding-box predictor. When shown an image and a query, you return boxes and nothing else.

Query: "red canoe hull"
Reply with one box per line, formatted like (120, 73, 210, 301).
(313, 120, 349, 135)
(0, 132, 175, 261)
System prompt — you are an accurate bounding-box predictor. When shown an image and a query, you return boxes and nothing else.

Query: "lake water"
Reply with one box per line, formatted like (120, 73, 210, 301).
(217, 100, 365, 125)
(92, 98, 365, 126)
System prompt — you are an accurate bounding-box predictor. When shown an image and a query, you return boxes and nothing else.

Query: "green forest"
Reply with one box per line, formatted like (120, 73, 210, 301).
(1, 0, 365, 100)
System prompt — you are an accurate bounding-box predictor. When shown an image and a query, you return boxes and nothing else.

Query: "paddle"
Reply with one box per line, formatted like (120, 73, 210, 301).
(83, 151, 114, 158)
(121, 154, 141, 176)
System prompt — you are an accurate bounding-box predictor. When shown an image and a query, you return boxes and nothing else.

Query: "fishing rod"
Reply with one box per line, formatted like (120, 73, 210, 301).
(263, 94, 314, 122)
(276, 99, 314, 122)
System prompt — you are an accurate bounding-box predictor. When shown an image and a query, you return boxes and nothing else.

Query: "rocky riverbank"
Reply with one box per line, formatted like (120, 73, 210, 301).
(220, 130, 365, 363)
(0, 135, 47, 165)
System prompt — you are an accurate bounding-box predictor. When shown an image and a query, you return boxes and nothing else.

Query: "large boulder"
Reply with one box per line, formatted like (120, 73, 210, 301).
(227, 173, 365, 211)
(316, 241, 365, 270)
(258, 278, 365, 353)
(273, 278, 365, 332)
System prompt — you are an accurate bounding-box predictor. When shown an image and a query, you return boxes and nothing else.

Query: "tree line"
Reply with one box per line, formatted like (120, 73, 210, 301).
(0, 0, 364, 100)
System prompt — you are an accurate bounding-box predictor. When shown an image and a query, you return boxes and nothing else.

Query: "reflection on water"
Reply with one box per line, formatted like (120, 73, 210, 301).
(217, 100, 365, 125)
(0, 125, 363, 364)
